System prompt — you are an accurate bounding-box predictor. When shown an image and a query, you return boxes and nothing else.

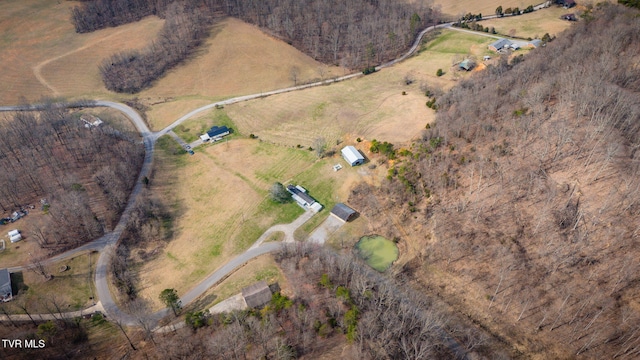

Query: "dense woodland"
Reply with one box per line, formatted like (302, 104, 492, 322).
(351, 4, 640, 358)
(0, 106, 143, 252)
(71, 0, 438, 92)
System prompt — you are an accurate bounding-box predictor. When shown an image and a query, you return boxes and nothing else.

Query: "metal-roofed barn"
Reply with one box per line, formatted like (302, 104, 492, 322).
(488, 38, 513, 52)
(331, 203, 358, 222)
(0, 268, 12, 302)
(242, 281, 272, 309)
(341, 146, 365, 166)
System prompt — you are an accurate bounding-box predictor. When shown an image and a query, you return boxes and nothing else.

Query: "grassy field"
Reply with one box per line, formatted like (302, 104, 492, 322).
(6, 252, 97, 314)
(0, 1, 344, 131)
(140, 18, 345, 126)
(479, 7, 574, 39)
(137, 138, 327, 307)
(186, 254, 286, 312)
(433, 0, 540, 18)
(173, 109, 237, 143)
(225, 29, 491, 149)
(0, 0, 164, 104)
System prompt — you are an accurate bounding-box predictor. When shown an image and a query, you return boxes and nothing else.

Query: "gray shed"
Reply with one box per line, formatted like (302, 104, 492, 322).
(242, 281, 272, 308)
(331, 203, 358, 222)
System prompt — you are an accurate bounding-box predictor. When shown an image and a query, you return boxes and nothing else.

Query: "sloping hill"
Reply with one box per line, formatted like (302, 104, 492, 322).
(351, 4, 640, 358)
(140, 18, 344, 100)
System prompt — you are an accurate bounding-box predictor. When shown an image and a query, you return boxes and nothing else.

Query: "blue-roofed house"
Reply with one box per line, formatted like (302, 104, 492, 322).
(206, 126, 230, 141)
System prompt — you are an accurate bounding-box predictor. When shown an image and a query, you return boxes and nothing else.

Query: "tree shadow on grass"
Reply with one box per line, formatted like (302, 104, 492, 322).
(184, 293, 218, 313)
(10, 271, 28, 295)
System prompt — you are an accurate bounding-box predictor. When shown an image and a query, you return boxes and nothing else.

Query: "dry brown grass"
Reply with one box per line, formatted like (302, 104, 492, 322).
(138, 139, 319, 308)
(141, 17, 346, 130)
(224, 29, 494, 148)
(140, 17, 344, 112)
(0, 1, 347, 132)
(186, 254, 286, 311)
(0, 0, 164, 104)
(5, 252, 97, 313)
(40, 17, 164, 99)
(433, 0, 538, 18)
(480, 7, 574, 39)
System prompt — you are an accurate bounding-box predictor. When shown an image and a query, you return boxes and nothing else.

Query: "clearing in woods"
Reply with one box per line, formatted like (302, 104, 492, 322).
(479, 7, 574, 39)
(223, 29, 492, 148)
(137, 138, 336, 308)
(0, 0, 164, 104)
(4, 253, 97, 314)
(138, 134, 366, 308)
(141, 17, 345, 130)
(0, 0, 344, 133)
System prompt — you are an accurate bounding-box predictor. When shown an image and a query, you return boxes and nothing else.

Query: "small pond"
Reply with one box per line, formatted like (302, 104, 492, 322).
(355, 235, 399, 272)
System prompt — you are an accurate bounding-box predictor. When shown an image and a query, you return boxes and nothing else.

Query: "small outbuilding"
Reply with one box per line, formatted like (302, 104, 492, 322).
(242, 281, 272, 309)
(341, 146, 365, 166)
(527, 39, 543, 48)
(8, 229, 21, 243)
(0, 268, 12, 302)
(331, 203, 358, 222)
(459, 59, 474, 71)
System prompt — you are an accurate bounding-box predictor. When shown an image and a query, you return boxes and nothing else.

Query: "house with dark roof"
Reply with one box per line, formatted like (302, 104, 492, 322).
(0, 269, 12, 302)
(242, 281, 272, 308)
(331, 203, 358, 222)
(488, 38, 513, 52)
(207, 126, 230, 140)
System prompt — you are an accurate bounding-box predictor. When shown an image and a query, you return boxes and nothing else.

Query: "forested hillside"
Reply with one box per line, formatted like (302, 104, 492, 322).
(351, 4, 640, 358)
(0, 105, 144, 252)
(123, 245, 506, 359)
(71, 0, 438, 93)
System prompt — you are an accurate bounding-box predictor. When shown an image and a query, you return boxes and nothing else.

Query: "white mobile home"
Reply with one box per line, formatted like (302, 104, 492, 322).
(341, 146, 365, 166)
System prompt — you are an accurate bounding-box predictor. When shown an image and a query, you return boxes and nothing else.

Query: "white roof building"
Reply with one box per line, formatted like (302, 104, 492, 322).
(341, 146, 365, 166)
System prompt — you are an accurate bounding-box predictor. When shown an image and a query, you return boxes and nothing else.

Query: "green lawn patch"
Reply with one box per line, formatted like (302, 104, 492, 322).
(174, 109, 238, 143)
(424, 29, 492, 54)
